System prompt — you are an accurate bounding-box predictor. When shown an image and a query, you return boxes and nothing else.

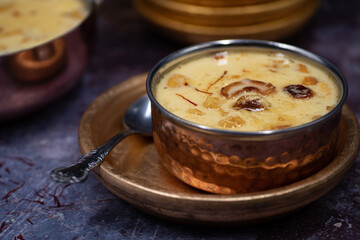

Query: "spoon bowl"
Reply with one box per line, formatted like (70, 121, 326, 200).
(50, 95, 152, 184)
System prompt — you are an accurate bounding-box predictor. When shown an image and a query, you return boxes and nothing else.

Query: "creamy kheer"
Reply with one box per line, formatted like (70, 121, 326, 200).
(0, 0, 90, 55)
(154, 49, 340, 131)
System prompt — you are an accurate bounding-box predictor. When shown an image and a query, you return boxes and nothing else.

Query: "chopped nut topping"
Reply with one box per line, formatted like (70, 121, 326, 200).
(186, 108, 203, 115)
(284, 85, 313, 99)
(203, 95, 224, 110)
(213, 51, 227, 60)
(273, 59, 291, 68)
(233, 95, 271, 112)
(312, 115, 322, 120)
(326, 106, 334, 111)
(302, 76, 318, 85)
(220, 79, 276, 99)
(218, 116, 244, 129)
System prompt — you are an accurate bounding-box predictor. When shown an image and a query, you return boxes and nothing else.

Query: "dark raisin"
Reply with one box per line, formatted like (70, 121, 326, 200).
(284, 85, 313, 99)
(233, 95, 271, 112)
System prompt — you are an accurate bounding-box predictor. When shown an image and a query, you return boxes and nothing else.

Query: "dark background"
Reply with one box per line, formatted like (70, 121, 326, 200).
(1, 0, 359, 239)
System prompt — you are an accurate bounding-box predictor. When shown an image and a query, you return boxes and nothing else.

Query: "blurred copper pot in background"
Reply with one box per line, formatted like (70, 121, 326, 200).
(0, 0, 99, 122)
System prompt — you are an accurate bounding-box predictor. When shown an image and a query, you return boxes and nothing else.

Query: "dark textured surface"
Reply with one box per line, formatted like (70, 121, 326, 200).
(1, 0, 359, 239)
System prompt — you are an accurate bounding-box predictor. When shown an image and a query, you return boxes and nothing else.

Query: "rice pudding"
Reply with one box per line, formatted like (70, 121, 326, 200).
(154, 49, 340, 131)
(0, 0, 90, 55)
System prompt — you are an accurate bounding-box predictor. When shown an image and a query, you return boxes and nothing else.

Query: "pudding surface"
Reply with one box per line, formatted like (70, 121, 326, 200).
(154, 49, 340, 131)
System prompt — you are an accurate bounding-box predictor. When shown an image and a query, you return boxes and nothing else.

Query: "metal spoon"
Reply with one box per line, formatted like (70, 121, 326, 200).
(50, 95, 152, 184)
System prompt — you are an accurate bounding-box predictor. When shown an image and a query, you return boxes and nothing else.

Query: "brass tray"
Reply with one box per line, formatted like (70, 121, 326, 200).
(145, 0, 313, 27)
(134, 0, 319, 43)
(78, 73, 360, 225)
(172, 0, 274, 7)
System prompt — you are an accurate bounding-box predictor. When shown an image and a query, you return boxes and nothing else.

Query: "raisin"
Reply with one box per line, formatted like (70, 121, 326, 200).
(167, 74, 188, 88)
(284, 85, 313, 99)
(302, 76, 318, 85)
(233, 95, 271, 112)
(298, 63, 309, 73)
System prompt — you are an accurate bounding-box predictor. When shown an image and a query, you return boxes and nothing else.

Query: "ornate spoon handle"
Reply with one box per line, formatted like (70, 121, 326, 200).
(50, 129, 133, 184)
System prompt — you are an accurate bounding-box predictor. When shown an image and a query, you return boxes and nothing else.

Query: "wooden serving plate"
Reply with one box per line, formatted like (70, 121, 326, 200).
(78, 73, 360, 225)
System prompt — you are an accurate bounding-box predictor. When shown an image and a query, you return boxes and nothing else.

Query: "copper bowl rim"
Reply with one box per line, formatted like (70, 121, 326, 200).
(146, 39, 348, 137)
(0, 0, 97, 58)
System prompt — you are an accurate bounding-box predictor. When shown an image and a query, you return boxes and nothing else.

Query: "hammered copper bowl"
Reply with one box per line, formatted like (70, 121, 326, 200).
(146, 39, 348, 195)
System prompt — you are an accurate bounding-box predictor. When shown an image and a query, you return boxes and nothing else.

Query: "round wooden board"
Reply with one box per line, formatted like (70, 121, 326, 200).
(78, 73, 360, 225)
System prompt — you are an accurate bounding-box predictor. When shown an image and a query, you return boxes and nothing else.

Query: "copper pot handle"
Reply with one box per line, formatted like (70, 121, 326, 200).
(9, 38, 66, 83)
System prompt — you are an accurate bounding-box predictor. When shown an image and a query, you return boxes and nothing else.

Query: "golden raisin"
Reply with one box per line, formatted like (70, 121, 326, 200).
(319, 82, 331, 95)
(298, 63, 309, 73)
(167, 74, 188, 88)
(0, 3, 14, 13)
(63, 10, 83, 20)
(302, 76, 318, 85)
(218, 116, 244, 129)
(12, 10, 21, 17)
(21, 37, 30, 43)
